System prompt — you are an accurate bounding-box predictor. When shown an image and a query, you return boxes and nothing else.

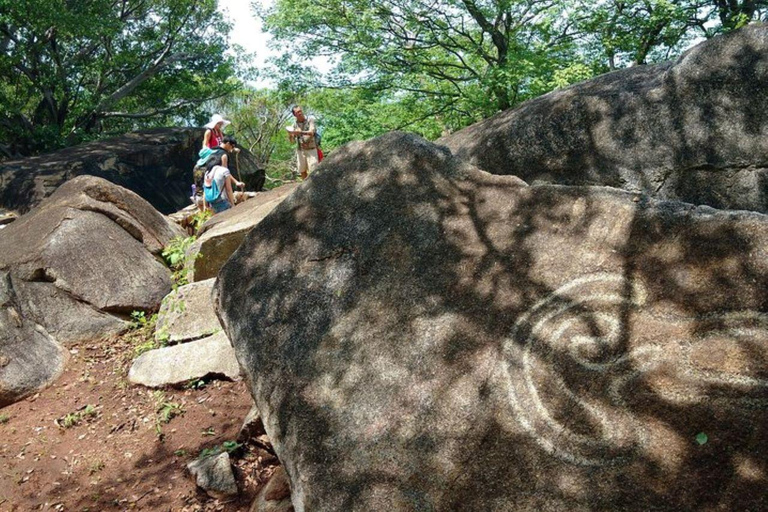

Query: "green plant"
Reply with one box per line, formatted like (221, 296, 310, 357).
(199, 440, 242, 458)
(126, 312, 160, 356)
(162, 236, 199, 287)
(185, 378, 207, 390)
(201, 427, 216, 436)
(158, 401, 184, 424)
(0, 413, 9, 424)
(189, 209, 213, 233)
(57, 404, 97, 428)
(129, 311, 148, 329)
(174, 449, 188, 457)
(152, 391, 185, 440)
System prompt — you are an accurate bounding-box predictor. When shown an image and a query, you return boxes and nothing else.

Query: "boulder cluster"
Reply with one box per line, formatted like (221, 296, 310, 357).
(2, 24, 768, 512)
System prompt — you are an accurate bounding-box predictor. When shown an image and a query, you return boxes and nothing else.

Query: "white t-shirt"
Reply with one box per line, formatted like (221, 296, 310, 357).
(204, 165, 231, 200)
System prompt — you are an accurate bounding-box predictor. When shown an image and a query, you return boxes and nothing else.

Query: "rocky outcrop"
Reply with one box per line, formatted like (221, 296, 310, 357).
(439, 25, 768, 213)
(185, 184, 298, 282)
(0, 175, 181, 406)
(0, 128, 265, 215)
(217, 132, 768, 511)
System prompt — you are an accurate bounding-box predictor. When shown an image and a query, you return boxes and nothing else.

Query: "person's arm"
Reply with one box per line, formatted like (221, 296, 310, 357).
(202, 129, 211, 150)
(227, 174, 244, 189)
(225, 177, 236, 206)
(221, 153, 228, 168)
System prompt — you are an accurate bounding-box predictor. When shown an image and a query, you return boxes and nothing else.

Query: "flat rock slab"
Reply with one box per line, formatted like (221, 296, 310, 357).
(155, 278, 221, 343)
(128, 332, 240, 388)
(217, 132, 768, 511)
(186, 184, 298, 282)
(439, 25, 768, 213)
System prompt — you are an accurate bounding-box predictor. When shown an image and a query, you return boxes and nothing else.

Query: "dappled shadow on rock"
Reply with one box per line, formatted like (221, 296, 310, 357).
(439, 25, 768, 214)
(217, 131, 768, 511)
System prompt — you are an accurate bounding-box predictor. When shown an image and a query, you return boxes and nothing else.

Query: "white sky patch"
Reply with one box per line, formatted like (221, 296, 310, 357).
(219, 0, 334, 88)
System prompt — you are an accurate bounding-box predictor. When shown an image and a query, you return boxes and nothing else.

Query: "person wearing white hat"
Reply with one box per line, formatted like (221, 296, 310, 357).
(202, 114, 231, 151)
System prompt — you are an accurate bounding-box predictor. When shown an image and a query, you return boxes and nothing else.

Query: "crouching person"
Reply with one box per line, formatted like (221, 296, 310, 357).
(203, 154, 244, 214)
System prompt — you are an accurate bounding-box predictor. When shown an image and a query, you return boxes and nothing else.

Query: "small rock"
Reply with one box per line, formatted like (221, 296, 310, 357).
(187, 452, 238, 499)
(249, 466, 293, 512)
(237, 405, 266, 444)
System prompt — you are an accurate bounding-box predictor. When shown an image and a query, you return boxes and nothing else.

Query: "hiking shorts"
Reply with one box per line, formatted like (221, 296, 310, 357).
(209, 197, 231, 214)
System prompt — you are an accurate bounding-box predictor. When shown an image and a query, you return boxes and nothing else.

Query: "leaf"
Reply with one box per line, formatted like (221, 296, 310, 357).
(695, 432, 708, 445)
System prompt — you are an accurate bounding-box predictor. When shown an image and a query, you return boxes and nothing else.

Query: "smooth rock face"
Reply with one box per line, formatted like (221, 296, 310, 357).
(0, 175, 179, 406)
(128, 332, 240, 387)
(155, 278, 222, 343)
(0, 272, 68, 408)
(0, 128, 264, 215)
(439, 25, 768, 213)
(185, 183, 298, 282)
(217, 132, 768, 511)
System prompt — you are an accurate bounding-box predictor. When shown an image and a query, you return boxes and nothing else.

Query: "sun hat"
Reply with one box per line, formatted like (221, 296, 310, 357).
(204, 114, 231, 129)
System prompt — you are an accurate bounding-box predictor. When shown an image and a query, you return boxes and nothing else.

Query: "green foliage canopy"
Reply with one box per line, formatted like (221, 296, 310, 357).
(261, 0, 767, 138)
(0, 0, 239, 157)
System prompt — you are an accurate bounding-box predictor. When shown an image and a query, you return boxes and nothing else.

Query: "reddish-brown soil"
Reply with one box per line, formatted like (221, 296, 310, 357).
(0, 333, 277, 511)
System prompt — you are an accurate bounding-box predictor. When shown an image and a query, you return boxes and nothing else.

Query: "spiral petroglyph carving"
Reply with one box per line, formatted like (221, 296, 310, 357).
(501, 273, 768, 467)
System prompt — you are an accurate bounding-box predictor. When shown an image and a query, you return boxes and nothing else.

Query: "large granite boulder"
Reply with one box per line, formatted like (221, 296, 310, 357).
(0, 128, 264, 215)
(439, 25, 768, 213)
(0, 175, 181, 406)
(185, 183, 298, 282)
(217, 132, 768, 511)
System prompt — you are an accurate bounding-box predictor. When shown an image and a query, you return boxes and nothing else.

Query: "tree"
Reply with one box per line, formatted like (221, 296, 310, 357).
(260, 0, 588, 131)
(261, 0, 768, 138)
(0, 0, 239, 157)
(576, 0, 768, 70)
(209, 88, 294, 167)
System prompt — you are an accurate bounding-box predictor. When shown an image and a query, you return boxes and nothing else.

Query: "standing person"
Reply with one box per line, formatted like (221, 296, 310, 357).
(287, 105, 318, 180)
(192, 136, 241, 210)
(202, 153, 244, 214)
(202, 114, 230, 150)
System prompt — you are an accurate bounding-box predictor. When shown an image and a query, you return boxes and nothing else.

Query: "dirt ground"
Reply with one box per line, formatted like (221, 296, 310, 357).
(0, 331, 278, 511)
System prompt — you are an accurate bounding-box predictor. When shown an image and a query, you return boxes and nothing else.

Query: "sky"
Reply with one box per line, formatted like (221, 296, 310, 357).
(218, 0, 332, 87)
(218, 0, 278, 85)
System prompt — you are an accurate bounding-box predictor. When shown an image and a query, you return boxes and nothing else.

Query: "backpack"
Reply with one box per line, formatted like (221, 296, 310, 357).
(203, 168, 222, 202)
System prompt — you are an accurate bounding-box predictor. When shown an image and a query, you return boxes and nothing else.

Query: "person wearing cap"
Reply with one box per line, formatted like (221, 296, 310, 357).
(203, 114, 230, 150)
(287, 105, 318, 180)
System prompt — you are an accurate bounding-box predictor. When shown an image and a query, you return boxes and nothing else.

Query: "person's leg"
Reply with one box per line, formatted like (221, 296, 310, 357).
(297, 149, 308, 180)
(305, 149, 319, 176)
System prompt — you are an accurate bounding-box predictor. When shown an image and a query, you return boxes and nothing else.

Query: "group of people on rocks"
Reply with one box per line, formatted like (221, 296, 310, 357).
(193, 105, 321, 214)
